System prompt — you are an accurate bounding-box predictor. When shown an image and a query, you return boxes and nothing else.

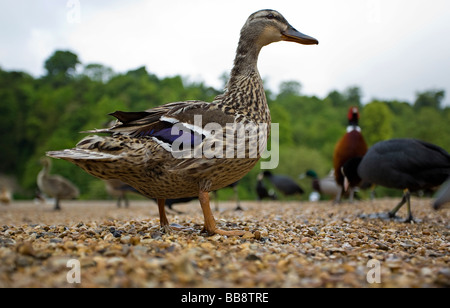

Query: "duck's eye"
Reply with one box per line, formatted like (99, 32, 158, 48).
(266, 13, 275, 19)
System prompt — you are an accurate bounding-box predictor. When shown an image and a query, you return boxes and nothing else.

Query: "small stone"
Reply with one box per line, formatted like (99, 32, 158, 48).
(130, 236, 140, 245)
(375, 242, 390, 251)
(120, 236, 131, 244)
(242, 232, 255, 239)
(17, 242, 35, 256)
(254, 231, 262, 240)
(245, 254, 261, 261)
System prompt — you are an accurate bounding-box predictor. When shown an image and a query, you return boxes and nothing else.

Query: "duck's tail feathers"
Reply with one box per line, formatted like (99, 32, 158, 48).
(46, 149, 122, 161)
(80, 128, 113, 134)
(47, 135, 129, 162)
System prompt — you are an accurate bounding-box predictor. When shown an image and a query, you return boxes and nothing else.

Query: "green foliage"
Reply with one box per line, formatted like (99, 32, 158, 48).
(414, 89, 445, 110)
(83, 63, 114, 83)
(0, 50, 449, 201)
(44, 50, 80, 79)
(361, 101, 393, 146)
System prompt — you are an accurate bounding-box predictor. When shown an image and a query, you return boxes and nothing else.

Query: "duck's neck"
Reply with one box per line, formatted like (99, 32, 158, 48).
(229, 34, 262, 85)
(217, 36, 269, 124)
(38, 163, 50, 180)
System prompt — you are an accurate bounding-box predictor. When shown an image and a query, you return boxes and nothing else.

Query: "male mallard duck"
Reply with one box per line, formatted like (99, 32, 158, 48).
(37, 157, 80, 211)
(47, 9, 318, 235)
(305, 170, 340, 200)
(342, 139, 450, 222)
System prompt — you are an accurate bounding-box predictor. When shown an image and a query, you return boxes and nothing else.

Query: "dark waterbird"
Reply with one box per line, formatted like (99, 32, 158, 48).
(262, 171, 304, 197)
(342, 139, 450, 222)
(256, 173, 277, 201)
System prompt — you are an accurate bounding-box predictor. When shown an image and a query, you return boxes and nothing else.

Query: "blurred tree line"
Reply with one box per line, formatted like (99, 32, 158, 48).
(0, 50, 449, 201)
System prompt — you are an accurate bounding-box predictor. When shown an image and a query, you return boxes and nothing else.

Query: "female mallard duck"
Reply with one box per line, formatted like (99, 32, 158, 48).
(37, 157, 80, 211)
(47, 9, 318, 235)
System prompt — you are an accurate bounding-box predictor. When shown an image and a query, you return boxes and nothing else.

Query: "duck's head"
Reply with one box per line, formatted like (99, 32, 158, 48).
(40, 157, 50, 166)
(241, 9, 318, 48)
(306, 170, 318, 179)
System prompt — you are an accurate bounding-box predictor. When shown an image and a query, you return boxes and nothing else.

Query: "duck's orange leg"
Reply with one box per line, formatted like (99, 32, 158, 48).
(157, 198, 171, 232)
(198, 190, 246, 236)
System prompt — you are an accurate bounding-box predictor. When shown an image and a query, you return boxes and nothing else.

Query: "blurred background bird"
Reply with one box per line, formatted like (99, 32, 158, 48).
(104, 179, 140, 208)
(0, 186, 12, 205)
(333, 106, 368, 203)
(304, 169, 340, 201)
(262, 171, 304, 198)
(342, 139, 450, 222)
(256, 173, 277, 201)
(37, 157, 80, 211)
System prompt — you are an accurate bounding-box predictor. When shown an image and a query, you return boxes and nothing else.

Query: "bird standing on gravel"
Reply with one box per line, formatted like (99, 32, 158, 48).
(262, 171, 304, 197)
(47, 9, 318, 236)
(333, 107, 368, 203)
(37, 157, 80, 211)
(256, 173, 277, 201)
(341, 139, 450, 222)
(305, 170, 340, 201)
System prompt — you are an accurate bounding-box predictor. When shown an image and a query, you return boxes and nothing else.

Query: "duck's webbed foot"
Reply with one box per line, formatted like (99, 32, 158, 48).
(199, 190, 247, 237)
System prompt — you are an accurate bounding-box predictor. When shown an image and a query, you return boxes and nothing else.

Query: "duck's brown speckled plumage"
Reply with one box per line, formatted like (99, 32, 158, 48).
(47, 9, 318, 235)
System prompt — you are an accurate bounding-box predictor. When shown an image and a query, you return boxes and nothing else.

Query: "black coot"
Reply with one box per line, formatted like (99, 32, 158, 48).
(342, 139, 450, 222)
(262, 171, 304, 197)
(256, 173, 277, 201)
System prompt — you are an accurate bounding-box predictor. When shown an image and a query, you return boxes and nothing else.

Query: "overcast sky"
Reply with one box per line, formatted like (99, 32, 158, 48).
(1, 0, 450, 106)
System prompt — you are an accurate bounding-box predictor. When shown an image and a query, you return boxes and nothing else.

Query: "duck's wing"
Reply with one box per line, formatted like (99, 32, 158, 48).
(48, 99, 264, 184)
(89, 101, 233, 135)
(49, 101, 237, 162)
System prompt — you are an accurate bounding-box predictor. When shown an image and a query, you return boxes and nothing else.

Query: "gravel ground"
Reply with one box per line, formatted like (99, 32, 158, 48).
(0, 198, 449, 288)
